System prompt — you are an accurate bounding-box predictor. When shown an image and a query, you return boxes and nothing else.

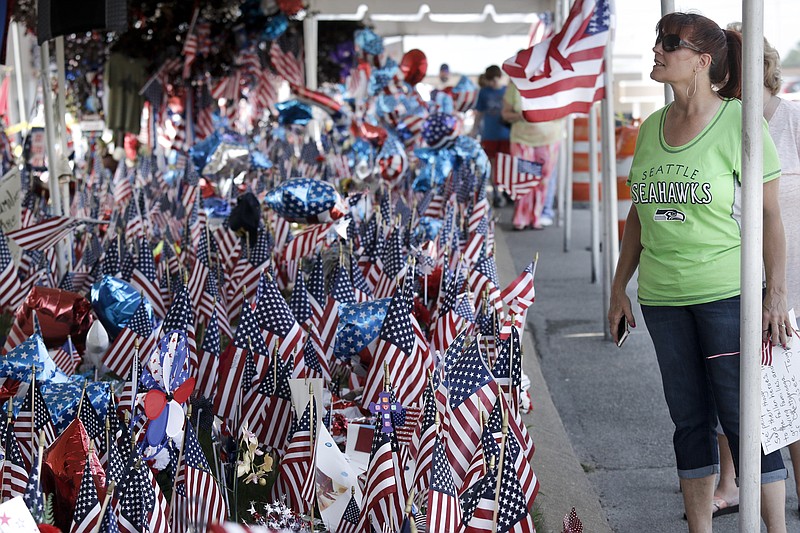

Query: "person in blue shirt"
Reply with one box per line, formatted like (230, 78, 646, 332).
(474, 65, 511, 207)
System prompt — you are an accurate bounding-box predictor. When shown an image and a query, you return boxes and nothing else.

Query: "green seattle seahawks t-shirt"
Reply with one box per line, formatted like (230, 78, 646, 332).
(627, 98, 781, 306)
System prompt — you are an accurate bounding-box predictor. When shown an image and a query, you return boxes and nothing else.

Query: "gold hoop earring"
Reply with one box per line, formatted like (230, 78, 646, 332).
(687, 70, 698, 99)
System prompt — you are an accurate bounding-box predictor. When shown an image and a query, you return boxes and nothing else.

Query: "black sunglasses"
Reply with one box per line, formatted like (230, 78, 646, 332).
(656, 33, 702, 53)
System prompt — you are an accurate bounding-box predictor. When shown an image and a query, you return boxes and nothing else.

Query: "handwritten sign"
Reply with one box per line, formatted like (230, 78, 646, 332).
(760, 309, 800, 455)
(0, 167, 21, 262)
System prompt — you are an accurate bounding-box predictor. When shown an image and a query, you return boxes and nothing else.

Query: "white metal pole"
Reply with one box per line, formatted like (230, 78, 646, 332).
(303, 14, 319, 90)
(563, 118, 574, 252)
(556, 121, 568, 228)
(39, 41, 67, 279)
(588, 105, 601, 284)
(661, 0, 675, 104)
(55, 36, 73, 271)
(10, 23, 27, 135)
(559, 0, 574, 252)
(740, 2, 765, 529)
(600, 19, 619, 342)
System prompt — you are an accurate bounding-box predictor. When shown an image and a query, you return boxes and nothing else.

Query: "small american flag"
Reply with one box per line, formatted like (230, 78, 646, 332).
(338, 488, 361, 533)
(70, 454, 102, 533)
(271, 396, 318, 514)
(284, 223, 332, 261)
(270, 33, 304, 86)
(442, 339, 499, 490)
(6, 216, 87, 251)
(182, 423, 228, 528)
(0, 229, 22, 313)
(2, 420, 30, 500)
(357, 423, 405, 532)
(495, 153, 543, 201)
(426, 434, 462, 532)
(103, 298, 156, 379)
(22, 441, 44, 521)
(52, 335, 81, 376)
(131, 237, 165, 318)
(563, 507, 584, 533)
(15, 381, 56, 469)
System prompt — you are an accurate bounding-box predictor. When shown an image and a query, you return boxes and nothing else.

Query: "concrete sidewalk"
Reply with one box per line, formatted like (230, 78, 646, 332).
(494, 214, 613, 533)
(493, 205, 800, 532)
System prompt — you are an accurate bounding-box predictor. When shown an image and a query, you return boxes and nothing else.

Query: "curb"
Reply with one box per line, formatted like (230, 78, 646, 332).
(493, 226, 613, 533)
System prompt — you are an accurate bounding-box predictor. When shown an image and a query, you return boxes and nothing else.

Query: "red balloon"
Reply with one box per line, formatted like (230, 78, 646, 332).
(350, 120, 388, 147)
(400, 49, 428, 85)
(13, 286, 94, 351)
(44, 419, 106, 531)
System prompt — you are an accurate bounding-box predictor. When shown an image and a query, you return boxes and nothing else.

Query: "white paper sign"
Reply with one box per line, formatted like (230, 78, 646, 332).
(760, 309, 800, 455)
(0, 167, 21, 262)
(0, 496, 39, 532)
(315, 424, 363, 532)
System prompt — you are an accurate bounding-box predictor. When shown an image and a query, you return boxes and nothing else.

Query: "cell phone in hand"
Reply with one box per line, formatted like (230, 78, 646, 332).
(616, 318, 630, 347)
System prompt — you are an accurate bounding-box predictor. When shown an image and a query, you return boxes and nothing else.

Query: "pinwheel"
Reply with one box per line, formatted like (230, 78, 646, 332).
(140, 330, 196, 447)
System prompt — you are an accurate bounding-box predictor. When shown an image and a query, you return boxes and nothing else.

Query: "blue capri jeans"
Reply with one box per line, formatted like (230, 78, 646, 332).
(641, 296, 787, 484)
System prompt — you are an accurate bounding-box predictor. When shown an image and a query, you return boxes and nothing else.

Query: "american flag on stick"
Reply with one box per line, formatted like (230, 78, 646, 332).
(6, 216, 99, 251)
(495, 153, 543, 201)
(270, 34, 304, 86)
(271, 395, 318, 514)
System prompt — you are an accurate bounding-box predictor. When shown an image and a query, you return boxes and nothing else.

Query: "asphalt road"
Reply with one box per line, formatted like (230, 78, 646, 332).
(497, 204, 800, 532)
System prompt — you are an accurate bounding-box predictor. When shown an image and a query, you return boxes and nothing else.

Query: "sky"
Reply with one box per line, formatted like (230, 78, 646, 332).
(401, 0, 800, 79)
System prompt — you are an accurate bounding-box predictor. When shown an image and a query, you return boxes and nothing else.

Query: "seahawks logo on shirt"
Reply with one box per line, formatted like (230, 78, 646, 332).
(653, 208, 686, 222)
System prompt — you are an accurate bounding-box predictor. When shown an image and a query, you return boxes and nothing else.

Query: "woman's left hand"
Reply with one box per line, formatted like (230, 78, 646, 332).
(762, 290, 792, 347)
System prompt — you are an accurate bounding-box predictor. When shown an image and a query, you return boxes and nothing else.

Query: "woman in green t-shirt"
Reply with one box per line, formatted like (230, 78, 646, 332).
(607, 12, 791, 532)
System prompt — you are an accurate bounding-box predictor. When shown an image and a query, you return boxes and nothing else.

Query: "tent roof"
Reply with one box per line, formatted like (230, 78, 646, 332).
(309, 1, 557, 37)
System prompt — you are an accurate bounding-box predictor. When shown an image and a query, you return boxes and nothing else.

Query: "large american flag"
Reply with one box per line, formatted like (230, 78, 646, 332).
(426, 434, 462, 532)
(495, 153, 544, 201)
(269, 33, 304, 86)
(502, 0, 610, 122)
(271, 396, 318, 514)
(70, 454, 102, 533)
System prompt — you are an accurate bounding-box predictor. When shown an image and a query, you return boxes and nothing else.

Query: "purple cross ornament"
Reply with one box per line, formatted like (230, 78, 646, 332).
(369, 391, 402, 433)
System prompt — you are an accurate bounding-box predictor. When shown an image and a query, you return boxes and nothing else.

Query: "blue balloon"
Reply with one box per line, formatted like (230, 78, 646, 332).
(415, 217, 443, 242)
(264, 177, 342, 223)
(334, 299, 391, 361)
(355, 28, 384, 57)
(276, 100, 313, 126)
(90, 275, 154, 339)
(262, 13, 288, 41)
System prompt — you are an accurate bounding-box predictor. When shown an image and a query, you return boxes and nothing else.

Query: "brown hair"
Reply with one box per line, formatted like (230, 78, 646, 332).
(763, 39, 782, 96)
(656, 12, 743, 99)
(485, 65, 502, 80)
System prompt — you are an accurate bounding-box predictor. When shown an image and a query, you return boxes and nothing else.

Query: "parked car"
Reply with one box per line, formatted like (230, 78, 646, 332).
(782, 78, 800, 101)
